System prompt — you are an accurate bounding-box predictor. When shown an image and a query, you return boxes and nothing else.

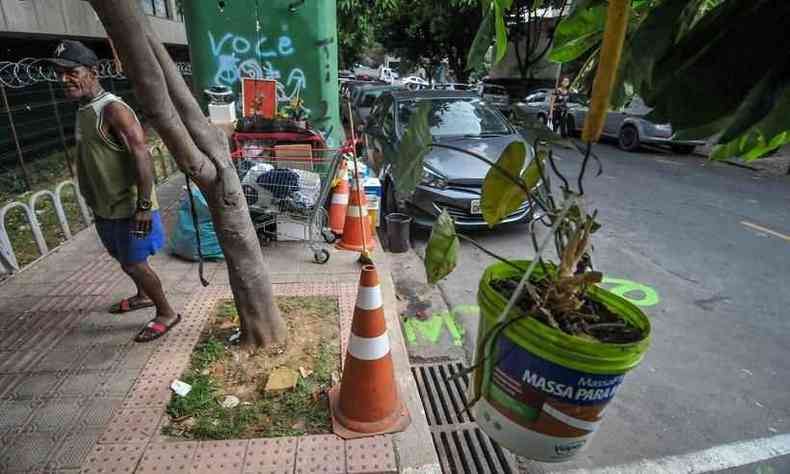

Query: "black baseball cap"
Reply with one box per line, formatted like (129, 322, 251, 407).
(46, 40, 99, 68)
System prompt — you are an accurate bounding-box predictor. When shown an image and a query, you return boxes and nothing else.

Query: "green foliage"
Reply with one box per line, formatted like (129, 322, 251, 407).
(548, 4, 605, 63)
(375, 0, 481, 82)
(467, 9, 494, 72)
(480, 143, 543, 227)
(425, 209, 460, 284)
(544, 0, 790, 161)
(390, 101, 432, 199)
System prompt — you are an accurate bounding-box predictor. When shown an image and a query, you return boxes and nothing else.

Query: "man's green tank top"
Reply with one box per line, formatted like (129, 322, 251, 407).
(76, 92, 158, 219)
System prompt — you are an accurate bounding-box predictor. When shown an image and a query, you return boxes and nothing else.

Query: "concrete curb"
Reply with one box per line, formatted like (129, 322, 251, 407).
(377, 249, 443, 474)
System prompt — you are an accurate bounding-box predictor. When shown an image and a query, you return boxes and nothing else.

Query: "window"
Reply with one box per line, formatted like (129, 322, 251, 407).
(397, 98, 510, 138)
(140, 0, 170, 19)
(526, 93, 546, 103)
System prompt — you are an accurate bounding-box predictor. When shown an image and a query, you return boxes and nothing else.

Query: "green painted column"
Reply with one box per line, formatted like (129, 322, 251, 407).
(183, 0, 344, 146)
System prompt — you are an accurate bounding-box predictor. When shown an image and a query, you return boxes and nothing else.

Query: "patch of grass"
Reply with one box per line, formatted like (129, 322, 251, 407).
(163, 296, 341, 441)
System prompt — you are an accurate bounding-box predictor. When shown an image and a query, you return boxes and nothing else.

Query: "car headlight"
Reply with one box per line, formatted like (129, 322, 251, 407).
(421, 167, 448, 189)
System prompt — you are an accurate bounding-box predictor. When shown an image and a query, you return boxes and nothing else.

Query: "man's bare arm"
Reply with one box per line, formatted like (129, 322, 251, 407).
(103, 102, 155, 234)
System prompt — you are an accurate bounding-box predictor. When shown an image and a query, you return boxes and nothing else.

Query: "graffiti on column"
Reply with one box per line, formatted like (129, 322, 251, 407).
(208, 27, 304, 101)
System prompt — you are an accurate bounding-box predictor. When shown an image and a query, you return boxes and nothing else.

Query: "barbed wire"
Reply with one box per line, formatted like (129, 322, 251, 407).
(0, 57, 192, 89)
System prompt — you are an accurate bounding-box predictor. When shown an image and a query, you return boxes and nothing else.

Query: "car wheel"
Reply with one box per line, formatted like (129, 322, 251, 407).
(619, 125, 641, 152)
(537, 113, 547, 125)
(671, 144, 696, 155)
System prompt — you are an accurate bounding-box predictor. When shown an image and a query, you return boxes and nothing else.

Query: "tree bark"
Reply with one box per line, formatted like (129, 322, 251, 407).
(89, 0, 286, 348)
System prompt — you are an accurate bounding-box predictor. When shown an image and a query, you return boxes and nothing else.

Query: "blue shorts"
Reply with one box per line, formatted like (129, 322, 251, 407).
(95, 211, 165, 265)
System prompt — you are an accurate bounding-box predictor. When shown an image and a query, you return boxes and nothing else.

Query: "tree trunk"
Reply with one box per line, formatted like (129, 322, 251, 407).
(89, 0, 286, 348)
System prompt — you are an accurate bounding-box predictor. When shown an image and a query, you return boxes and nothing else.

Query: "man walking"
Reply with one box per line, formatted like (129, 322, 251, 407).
(48, 40, 180, 342)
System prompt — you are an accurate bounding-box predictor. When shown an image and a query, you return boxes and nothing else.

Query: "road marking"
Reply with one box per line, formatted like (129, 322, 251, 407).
(741, 221, 790, 242)
(556, 433, 790, 474)
(599, 277, 660, 307)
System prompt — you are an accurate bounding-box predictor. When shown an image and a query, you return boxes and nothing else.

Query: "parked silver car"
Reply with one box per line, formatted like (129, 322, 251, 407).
(514, 89, 587, 125)
(362, 90, 541, 229)
(565, 96, 705, 154)
(480, 83, 511, 114)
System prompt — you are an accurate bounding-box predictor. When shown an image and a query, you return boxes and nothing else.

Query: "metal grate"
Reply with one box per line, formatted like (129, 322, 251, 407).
(412, 361, 516, 474)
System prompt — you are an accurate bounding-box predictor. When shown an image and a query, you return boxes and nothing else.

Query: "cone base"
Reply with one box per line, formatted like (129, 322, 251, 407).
(336, 238, 377, 253)
(329, 385, 411, 439)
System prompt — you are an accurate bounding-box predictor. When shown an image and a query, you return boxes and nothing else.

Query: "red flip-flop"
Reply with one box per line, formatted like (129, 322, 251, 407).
(134, 314, 182, 343)
(110, 298, 155, 314)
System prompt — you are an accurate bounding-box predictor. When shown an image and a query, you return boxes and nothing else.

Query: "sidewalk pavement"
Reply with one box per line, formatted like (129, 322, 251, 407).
(0, 175, 441, 474)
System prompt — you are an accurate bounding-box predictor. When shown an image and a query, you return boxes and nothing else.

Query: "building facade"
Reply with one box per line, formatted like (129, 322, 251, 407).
(0, 0, 187, 49)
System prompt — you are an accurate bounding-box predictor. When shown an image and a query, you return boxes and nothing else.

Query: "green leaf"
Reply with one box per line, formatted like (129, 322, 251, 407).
(625, 0, 690, 99)
(719, 61, 790, 143)
(647, 1, 789, 130)
(391, 101, 432, 199)
(467, 8, 494, 71)
(494, 2, 508, 64)
(425, 210, 460, 284)
(548, 31, 600, 63)
(711, 74, 790, 161)
(480, 143, 543, 227)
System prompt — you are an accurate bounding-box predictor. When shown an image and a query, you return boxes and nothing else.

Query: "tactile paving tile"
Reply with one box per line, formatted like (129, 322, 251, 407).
(191, 440, 249, 474)
(54, 371, 107, 398)
(95, 369, 140, 399)
(80, 443, 145, 474)
(295, 435, 346, 474)
(78, 397, 124, 428)
(136, 441, 197, 474)
(0, 399, 35, 434)
(97, 407, 161, 444)
(5, 372, 62, 400)
(49, 428, 102, 469)
(0, 432, 59, 472)
(79, 344, 130, 372)
(243, 437, 298, 474)
(26, 398, 83, 433)
(345, 436, 397, 474)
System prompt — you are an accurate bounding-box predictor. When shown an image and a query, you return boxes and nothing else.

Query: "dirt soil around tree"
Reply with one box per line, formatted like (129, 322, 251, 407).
(162, 296, 340, 440)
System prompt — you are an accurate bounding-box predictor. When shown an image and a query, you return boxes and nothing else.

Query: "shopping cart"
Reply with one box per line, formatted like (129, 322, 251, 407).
(231, 130, 350, 264)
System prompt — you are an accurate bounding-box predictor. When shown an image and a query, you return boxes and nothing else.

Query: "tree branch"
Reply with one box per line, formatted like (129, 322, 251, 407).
(88, 0, 216, 186)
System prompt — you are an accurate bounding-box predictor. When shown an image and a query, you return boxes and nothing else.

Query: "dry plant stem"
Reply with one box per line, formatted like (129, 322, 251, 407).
(89, 0, 286, 349)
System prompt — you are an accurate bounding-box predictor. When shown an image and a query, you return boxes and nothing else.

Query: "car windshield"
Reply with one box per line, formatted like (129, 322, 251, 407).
(360, 90, 384, 107)
(397, 98, 511, 137)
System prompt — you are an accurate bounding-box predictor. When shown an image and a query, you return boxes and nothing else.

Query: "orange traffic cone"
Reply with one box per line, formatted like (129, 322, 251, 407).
(336, 179, 376, 252)
(329, 178, 349, 236)
(329, 264, 410, 438)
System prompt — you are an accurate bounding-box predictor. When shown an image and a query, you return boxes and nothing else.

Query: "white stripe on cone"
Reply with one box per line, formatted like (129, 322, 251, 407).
(356, 285, 383, 311)
(348, 333, 390, 360)
(346, 205, 369, 218)
(332, 193, 349, 205)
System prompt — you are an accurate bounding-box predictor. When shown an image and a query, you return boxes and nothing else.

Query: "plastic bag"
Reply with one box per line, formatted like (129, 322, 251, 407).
(169, 187, 224, 261)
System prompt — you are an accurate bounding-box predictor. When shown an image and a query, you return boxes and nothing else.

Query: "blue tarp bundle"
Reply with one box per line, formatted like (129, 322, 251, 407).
(169, 187, 224, 261)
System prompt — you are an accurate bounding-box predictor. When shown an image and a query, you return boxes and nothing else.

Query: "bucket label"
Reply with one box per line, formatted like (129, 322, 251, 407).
(487, 337, 625, 442)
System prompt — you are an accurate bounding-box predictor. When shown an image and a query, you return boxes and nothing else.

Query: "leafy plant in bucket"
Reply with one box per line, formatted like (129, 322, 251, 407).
(391, 0, 644, 345)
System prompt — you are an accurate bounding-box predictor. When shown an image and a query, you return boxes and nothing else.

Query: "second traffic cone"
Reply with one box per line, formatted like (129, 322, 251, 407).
(329, 264, 410, 438)
(336, 179, 376, 252)
(329, 177, 349, 235)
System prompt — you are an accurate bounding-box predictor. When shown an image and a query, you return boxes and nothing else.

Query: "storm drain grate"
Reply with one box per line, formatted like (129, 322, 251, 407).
(412, 361, 516, 474)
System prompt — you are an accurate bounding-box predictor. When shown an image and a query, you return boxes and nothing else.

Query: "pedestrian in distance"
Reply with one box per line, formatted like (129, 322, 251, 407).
(549, 75, 572, 137)
(46, 40, 180, 342)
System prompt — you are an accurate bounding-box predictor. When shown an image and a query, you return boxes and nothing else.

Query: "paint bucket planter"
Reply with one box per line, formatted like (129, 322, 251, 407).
(470, 261, 651, 462)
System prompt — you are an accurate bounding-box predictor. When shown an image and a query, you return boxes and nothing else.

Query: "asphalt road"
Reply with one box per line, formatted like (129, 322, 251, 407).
(411, 143, 790, 473)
